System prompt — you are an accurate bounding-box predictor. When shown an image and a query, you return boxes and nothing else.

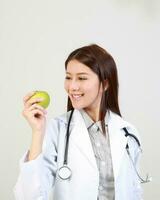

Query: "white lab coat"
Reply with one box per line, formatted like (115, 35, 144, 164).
(14, 109, 143, 200)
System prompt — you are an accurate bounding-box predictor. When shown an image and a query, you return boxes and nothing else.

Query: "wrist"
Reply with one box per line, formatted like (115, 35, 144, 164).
(28, 132, 44, 161)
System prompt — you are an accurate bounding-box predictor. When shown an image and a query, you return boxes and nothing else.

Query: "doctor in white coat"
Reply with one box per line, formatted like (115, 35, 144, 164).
(14, 44, 143, 200)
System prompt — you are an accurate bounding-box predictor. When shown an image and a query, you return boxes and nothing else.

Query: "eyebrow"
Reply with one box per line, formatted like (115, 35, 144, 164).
(66, 72, 89, 75)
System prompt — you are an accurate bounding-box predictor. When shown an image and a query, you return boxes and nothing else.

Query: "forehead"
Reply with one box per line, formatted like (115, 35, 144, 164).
(66, 60, 93, 74)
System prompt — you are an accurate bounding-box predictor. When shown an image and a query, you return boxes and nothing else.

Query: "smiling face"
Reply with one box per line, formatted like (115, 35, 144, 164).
(64, 59, 104, 114)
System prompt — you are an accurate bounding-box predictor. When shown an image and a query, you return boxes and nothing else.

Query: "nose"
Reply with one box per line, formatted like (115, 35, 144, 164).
(69, 79, 80, 91)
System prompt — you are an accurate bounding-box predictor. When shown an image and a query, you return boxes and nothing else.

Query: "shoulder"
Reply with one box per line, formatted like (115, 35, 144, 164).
(43, 111, 70, 147)
(46, 110, 72, 133)
(108, 110, 141, 143)
(122, 118, 141, 145)
(50, 110, 72, 125)
(109, 112, 142, 158)
(48, 110, 70, 123)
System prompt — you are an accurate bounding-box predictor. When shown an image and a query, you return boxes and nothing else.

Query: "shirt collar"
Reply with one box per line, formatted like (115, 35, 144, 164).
(79, 109, 94, 129)
(79, 109, 108, 132)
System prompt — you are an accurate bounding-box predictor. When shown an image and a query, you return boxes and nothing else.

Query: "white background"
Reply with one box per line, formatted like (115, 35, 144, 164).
(0, 0, 160, 199)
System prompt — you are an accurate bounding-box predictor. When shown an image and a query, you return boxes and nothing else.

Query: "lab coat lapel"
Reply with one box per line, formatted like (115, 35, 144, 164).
(107, 111, 129, 180)
(69, 109, 98, 170)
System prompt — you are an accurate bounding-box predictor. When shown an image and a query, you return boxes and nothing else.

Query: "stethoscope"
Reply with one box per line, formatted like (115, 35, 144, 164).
(58, 109, 74, 180)
(58, 109, 151, 183)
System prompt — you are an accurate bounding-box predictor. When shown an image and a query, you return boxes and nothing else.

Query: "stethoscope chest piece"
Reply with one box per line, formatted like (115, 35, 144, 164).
(58, 165, 72, 180)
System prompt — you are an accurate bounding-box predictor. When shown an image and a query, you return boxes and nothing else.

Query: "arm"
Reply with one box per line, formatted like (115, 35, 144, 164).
(127, 126, 143, 199)
(14, 91, 58, 200)
(14, 120, 58, 200)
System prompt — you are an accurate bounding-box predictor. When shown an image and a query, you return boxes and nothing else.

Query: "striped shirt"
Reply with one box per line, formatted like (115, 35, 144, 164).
(80, 109, 115, 200)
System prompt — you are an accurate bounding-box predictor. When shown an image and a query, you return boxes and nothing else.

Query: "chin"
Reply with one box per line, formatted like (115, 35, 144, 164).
(71, 103, 85, 110)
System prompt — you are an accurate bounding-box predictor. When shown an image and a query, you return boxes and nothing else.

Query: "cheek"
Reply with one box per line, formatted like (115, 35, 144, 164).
(85, 82, 100, 93)
(64, 81, 69, 92)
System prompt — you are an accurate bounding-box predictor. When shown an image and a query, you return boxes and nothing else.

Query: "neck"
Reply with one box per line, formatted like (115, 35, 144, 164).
(84, 107, 100, 122)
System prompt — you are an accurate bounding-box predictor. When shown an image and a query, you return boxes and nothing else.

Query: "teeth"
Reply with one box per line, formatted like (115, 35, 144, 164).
(72, 94, 83, 99)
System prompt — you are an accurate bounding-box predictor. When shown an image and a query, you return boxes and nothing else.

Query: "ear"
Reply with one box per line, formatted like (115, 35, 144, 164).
(104, 80, 109, 91)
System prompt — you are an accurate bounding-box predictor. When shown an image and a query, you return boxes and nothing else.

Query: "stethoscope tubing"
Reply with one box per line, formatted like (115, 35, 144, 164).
(123, 127, 151, 183)
(64, 109, 74, 165)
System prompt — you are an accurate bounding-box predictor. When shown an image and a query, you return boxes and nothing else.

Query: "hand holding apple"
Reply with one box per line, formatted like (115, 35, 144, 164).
(22, 90, 50, 134)
(22, 91, 51, 161)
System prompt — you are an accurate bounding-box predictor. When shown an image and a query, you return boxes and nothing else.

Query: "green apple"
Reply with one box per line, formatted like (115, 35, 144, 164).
(30, 91, 50, 109)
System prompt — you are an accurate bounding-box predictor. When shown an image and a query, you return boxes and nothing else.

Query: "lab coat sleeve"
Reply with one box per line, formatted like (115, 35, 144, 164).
(13, 118, 59, 200)
(131, 126, 142, 168)
(127, 124, 142, 166)
(128, 125, 143, 199)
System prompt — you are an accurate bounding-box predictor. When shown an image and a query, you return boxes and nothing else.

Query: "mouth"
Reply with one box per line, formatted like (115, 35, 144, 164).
(70, 94, 84, 100)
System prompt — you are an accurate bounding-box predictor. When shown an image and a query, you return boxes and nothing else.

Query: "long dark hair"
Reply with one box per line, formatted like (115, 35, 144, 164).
(65, 44, 121, 134)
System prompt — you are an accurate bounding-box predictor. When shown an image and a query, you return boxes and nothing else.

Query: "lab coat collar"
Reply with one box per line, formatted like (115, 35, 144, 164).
(59, 109, 130, 129)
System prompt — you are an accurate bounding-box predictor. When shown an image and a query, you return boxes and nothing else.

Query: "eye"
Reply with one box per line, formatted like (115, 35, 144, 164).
(78, 77, 88, 80)
(65, 76, 71, 80)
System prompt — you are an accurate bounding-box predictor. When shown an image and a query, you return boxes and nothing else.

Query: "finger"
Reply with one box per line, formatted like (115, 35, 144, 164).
(22, 107, 46, 119)
(29, 104, 47, 114)
(23, 91, 37, 105)
(25, 97, 44, 109)
(30, 109, 46, 118)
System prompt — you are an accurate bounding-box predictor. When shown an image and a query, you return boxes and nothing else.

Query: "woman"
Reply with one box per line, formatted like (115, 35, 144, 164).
(14, 44, 143, 200)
